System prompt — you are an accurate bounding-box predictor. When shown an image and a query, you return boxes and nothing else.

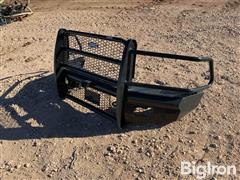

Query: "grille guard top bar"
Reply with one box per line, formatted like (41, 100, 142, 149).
(66, 29, 127, 43)
(54, 29, 214, 128)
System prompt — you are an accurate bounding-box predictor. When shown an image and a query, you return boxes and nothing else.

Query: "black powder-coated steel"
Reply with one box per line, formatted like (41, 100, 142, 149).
(54, 29, 214, 128)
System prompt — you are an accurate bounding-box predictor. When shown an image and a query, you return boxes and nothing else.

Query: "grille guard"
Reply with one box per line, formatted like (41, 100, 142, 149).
(54, 29, 214, 128)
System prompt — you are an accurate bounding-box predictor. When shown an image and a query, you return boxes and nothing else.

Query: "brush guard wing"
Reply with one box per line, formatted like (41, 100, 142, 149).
(54, 29, 214, 128)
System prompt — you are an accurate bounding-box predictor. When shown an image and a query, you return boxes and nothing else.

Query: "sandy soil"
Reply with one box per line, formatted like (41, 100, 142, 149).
(0, 0, 240, 179)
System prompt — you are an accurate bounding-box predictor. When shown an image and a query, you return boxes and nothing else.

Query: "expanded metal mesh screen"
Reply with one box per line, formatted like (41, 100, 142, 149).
(61, 34, 126, 80)
(69, 87, 116, 116)
(68, 35, 125, 60)
(66, 51, 120, 80)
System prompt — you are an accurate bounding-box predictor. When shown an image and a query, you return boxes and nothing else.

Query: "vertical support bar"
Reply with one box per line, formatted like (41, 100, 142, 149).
(127, 41, 137, 81)
(54, 29, 69, 98)
(116, 39, 137, 128)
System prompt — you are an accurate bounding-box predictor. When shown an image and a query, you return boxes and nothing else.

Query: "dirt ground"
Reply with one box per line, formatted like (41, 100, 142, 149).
(0, 0, 240, 179)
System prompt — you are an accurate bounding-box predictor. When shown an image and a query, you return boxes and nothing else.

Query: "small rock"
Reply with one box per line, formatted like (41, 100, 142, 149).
(154, 145, 160, 150)
(107, 145, 116, 153)
(137, 147, 144, 153)
(188, 140, 195, 144)
(33, 141, 40, 147)
(133, 173, 138, 177)
(213, 135, 221, 140)
(151, 138, 156, 143)
(117, 149, 123, 155)
(210, 177, 217, 180)
(42, 165, 48, 172)
(163, 134, 171, 140)
(137, 168, 145, 174)
(24, 57, 34, 62)
(203, 146, 209, 152)
(117, 134, 126, 138)
(84, 155, 89, 160)
(22, 41, 31, 47)
(131, 139, 138, 144)
(154, 80, 165, 85)
(5, 161, 12, 166)
(14, 164, 21, 169)
(146, 149, 154, 157)
(7, 167, 14, 173)
(52, 168, 58, 172)
(104, 152, 111, 157)
(209, 143, 218, 149)
(178, 138, 184, 143)
(23, 163, 30, 168)
(188, 131, 196, 134)
(123, 157, 128, 164)
(32, 37, 37, 41)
